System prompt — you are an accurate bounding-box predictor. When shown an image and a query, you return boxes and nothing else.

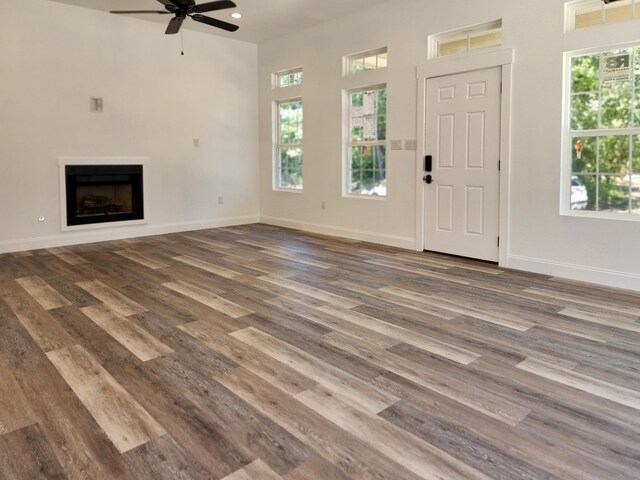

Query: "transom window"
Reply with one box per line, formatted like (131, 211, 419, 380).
(275, 99, 303, 191)
(346, 48, 388, 75)
(567, 0, 640, 31)
(275, 68, 303, 89)
(346, 86, 387, 196)
(429, 20, 502, 59)
(566, 45, 640, 215)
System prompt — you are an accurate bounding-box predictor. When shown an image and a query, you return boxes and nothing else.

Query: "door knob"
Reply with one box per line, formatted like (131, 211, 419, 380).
(423, 175, 433, 184)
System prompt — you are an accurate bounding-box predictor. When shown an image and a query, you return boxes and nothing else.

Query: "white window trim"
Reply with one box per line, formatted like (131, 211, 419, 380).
(428, 19, 502, 60)
(343, 47, 388, 77)
(273, 97, 304, 193)
(565, 0, 639, 32)
(273, 67, 303, 90)
(566, 0, 606, 33)
(343, 84, 387, 200)
(560, 41, 640, 221)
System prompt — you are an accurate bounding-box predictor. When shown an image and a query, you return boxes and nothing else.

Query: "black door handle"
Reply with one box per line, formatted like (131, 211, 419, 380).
(423, 175, 433, 184)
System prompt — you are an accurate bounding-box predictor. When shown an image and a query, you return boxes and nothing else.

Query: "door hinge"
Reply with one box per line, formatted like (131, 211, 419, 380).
(500, 83, 503, 94)
(498, 160, 501, 171)
(497, 237, 500, 247)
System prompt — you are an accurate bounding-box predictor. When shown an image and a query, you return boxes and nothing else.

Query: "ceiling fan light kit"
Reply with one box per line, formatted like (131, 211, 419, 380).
(110, 0, 239, 34)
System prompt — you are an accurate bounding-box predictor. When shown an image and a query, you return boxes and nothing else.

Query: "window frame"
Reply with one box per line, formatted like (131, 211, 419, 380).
(273, 67, 303, 89)
(566, 0, 639, 32)
(344, 48, 388, 76)
(428, 20, 502, 60)
(343, 84, 388, 199)
(274, 97, 304, 192)
(561, 41, 640, 220)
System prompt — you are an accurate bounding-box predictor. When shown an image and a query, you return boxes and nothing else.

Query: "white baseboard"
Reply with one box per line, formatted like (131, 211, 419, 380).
(260, 215, 416, 250)
(6, 214, 636, 292)
(506, 254, 640, 292)
(0, 215, 260, 254)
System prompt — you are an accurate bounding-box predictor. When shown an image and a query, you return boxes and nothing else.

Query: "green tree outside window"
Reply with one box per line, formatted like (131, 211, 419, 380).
(570, 47, 640, 213)
(348, 87, 387, 196)
(277, 100, 303, 190)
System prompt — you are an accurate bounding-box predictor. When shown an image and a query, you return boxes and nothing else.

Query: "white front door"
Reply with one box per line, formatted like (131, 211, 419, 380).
(424, 66, 502, 262)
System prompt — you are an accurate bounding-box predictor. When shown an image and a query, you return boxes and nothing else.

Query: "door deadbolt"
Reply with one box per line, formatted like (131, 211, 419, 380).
(423, 175, 433, 184)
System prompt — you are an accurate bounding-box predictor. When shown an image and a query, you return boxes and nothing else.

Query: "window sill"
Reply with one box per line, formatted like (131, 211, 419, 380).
(274, 188, 304, 194)
(561, 209, 640, 223)
(343, 193, 387, 201)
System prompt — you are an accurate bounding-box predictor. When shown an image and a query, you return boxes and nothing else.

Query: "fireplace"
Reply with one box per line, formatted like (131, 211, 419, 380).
(65, 165, 144, 227)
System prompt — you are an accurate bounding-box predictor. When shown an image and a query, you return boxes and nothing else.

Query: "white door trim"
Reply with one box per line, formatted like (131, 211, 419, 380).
(415, 48, 514, 266)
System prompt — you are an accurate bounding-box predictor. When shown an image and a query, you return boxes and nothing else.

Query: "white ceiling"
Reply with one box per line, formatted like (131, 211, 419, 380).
(50, 0, 401, 44)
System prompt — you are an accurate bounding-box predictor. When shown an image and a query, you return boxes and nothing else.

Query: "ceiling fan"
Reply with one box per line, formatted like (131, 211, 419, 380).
(110, 0, 239, 35)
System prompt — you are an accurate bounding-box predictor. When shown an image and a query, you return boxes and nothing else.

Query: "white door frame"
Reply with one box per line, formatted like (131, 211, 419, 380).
(415, 48, 514, 266)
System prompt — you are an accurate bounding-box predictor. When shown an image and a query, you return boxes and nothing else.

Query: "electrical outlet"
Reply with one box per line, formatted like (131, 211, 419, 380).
(193, 138, 200, 148)
(321, 201, 326, 210)
(218, 196, 224, 205)
(404, 139, 417, 151)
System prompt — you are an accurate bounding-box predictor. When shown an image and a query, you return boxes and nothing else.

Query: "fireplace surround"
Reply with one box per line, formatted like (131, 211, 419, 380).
(58, 157, 148, 231)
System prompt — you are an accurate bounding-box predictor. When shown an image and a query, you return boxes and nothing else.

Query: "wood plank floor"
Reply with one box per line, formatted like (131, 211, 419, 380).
(1, 224, 640, 479)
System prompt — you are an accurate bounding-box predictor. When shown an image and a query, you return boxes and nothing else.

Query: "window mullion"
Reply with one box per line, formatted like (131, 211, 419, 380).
(570, 127, 640, 137)
(597, 63, 604, 130)
(631, 52, 637, 212)
(596, 136, 601, 211)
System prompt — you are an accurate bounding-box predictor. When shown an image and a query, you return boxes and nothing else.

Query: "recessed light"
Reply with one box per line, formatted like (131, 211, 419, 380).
(231, 12, 242, 19)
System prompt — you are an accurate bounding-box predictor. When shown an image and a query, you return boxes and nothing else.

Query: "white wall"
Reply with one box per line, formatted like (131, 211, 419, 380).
(257, 0, 640, 291)
(2, 0, 638, 291)
(0, 0, 259, 252)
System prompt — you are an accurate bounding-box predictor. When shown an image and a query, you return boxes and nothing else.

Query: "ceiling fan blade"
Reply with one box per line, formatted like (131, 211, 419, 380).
(156, 0, 176, 6)
(190, 14, 239, 32)
(110, 10, 170, 14)
(192, 1, 236, 14)
(168, 0, 196, 8)
(165, 16, 185, 34)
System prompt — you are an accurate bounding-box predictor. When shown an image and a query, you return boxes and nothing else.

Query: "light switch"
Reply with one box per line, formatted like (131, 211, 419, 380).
(390, 139, 403, 151)
(405, 139, 417, 151)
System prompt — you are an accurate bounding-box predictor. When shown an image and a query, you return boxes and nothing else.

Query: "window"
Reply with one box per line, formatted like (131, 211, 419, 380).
(566, 45, 640, 215)
(429, 20, 502, 59)
(346, 48, 388, 75)
(275, 99, 303, 191)
(275, 68, 303, 88)
(346, 86, 387, 196)
(567, 0, 640, 31)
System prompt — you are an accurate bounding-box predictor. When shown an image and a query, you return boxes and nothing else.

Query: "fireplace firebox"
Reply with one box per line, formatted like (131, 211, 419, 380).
(65, 165, 144, 227)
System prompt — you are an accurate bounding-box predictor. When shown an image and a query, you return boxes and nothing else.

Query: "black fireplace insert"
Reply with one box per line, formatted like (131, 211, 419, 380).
(65, 165, 144, 227)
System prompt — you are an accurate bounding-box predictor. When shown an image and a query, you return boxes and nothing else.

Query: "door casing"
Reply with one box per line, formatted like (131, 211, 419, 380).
(415, 48, 514, 266)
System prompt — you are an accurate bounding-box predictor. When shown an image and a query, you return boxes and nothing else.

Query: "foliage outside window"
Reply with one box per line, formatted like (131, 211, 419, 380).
(347, 87, 387, 196)
(276, 68, 303, 88)
(347, 48, 388, 75)
(276, 99, 303, 190)
(568, 46, 640, 214)
(569, 0, 639, 31)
